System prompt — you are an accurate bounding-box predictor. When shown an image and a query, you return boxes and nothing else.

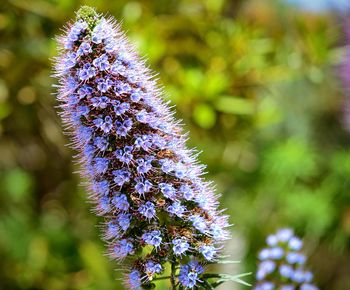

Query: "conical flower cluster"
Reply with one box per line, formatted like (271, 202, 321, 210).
(53, 6, 230, 289)
(254, 229, 318, 290)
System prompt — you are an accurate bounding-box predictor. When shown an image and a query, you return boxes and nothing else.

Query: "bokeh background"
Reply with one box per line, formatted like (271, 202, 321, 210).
(1, 0, 350, 289)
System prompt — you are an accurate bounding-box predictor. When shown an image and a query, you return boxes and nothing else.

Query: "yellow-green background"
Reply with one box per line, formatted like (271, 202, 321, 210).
(1, 0, 349, 289)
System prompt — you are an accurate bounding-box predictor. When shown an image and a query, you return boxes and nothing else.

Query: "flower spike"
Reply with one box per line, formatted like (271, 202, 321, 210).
(53, 6, 231, 289)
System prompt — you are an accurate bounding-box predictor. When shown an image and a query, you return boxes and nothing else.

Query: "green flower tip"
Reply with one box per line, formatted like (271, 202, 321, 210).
(76, 6, 99, 29)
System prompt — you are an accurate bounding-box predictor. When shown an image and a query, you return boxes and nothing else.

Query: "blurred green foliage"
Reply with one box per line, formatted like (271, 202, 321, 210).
(0, 0, 350, 289)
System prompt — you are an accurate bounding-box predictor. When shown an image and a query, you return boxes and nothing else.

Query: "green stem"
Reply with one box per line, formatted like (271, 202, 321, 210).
(202, 273, 221, 278)
(210, 281, 224, 288)
(201, 280, 215, 289)
(153, 275, 176, 281)
(170, 257, 177, 290)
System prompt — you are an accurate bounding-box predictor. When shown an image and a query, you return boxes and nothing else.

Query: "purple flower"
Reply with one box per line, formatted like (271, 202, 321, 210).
(66, 76, 78, 90)
(179, 261, 204, 289)
(269, 247, 284, 260)
(167, 201, 186, 217)
(174, 162, 187, 179)
(96, 77, 113, 92)
(115, 81, 132, 95)
(92, 53, 110, 71)
(286, 252, 306, 265)
(145, 261, 162, 278)
(210, 217, 230, 241)
(142, 230, 162, 247)
(291, 269, 305, 283)
(130, 90, 142, 102)
(92, 180, 109, 196)
(78, 85, 93, 97)
(78, 63, 96, 80)
(179, 184, 195, 200)
(134, 134, 152, 150)
(199, 244, 216, 261)
(115, 145, 133, 164)
(127, 270, 142, 289)
(280, 285, 295, 290)
(254, 282, 275, 290)
(136, 157, 153, 174)
(112, 239, 134, 260)
(289, 237, 303, 251)
(96, 196, 111, 214)
(151, 134, 167, 149)
(84, 144, 95, 161)
(110, 59, 125, 74)
(189, 215, 207, 233)
(112, 194, 129, 211)
(159, 158, 175, 174)
(138, 201, 156, 220)
(256, 260, 276, 280)
(301, 284, 318, 290)
(77, 105, 90, 116)
(91, 18, 112, 44)
(113, 100, 130, 115)
(159, 183, 176, 200)
(135, 178, 153, 197)
(105, 221, 120, 239)
(266, 234, 278, 247)
(54, 6, 230, 289)
(94, 116, 113, 133)
(279, 264, 294, 278)
(112, 169, 131, 186)
(64, 52, 77, 69)
(91, 96, 110, 109)
(136, 109, 150, 123)
(65, 20, 87, 46)
(94, 136, 108, 151)
(115, 118, 133, 136)
(172, 238, 189, 256)
(259, 249, 271, 260)
(276, 228, 293, 242)
(303, 271, 313, 283)
(93, 157, 109, 174)
(117, 213, 131, 231)
(77, 42, 92, 56)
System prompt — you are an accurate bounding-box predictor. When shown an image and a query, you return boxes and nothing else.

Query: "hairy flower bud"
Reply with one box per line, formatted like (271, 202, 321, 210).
(53, 6, 230, 289)
(254, 229, 318, 290)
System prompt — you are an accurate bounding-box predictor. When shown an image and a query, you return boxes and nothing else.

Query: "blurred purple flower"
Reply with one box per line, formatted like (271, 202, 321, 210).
(286, 0, 350, 13)
(254, 228, 318, 290)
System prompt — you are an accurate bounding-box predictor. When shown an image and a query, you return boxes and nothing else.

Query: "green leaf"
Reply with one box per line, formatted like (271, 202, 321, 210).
(217, 260, 240, 264)
(202, 272, 251, 288)
(215, 273, 252, 287)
